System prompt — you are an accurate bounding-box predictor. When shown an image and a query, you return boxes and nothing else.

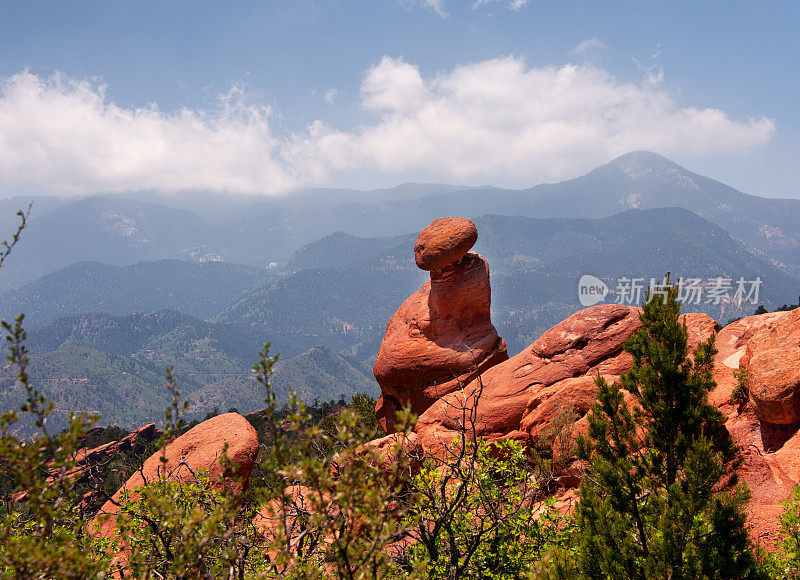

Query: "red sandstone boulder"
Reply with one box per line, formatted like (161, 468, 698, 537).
(414, 217, 478, 271)
(710, 311, 800, 549)
(353, 432, 422, 473)
(739, 308, 800, 425)
(253, 484, 323, 542)
(413, 306, 720, 455)
(682, 312, 721, 351)
(373, 252, 507, 432)
(373, 218, 800, 550)
(91, 413, 259, 539)
(413, 304, 643, 453)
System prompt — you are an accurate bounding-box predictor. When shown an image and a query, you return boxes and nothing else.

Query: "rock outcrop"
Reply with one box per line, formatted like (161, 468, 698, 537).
(369, 216, 800, 549)
(413, 306, 800, 549)
(373, 217, 507, 432)
(91, 413, 259, 539)
(740, 308, 800, 425)
(13, 423, 162, 509)
(413, 304, 639, 451)
(711, 311, 800, 548)
(413, 306, 719, 453)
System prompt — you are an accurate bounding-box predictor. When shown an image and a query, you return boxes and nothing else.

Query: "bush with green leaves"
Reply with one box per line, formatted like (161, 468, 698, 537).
(402, 436, 569, 580)
(114, 469, 268, 578)
(764, 484, 800, 579)
(247, 343, 417, 580)
(731, 367, 750, 406)
(0, 208, 111, 577)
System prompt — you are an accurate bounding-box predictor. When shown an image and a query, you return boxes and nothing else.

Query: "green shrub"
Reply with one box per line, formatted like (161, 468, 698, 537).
(769, 484, 800, 579)
(731, 367, 751, 406)
(115, 470, 267, 578)
(403, 437, 568, 579)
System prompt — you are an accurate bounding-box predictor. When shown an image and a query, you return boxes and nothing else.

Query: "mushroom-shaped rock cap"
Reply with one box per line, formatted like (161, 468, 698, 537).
(414, 217, 478, 271)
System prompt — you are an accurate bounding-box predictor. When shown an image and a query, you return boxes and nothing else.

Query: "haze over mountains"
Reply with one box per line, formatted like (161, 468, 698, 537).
(1, 151, 798, 432)
(3, 151, 799, 290)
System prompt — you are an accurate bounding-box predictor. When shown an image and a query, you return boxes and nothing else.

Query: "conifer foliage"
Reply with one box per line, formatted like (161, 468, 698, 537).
(564, 278, 761, 579)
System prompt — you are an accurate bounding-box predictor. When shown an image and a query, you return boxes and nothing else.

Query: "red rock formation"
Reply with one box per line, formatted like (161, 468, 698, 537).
(374, 218, 507, 433)
(252, 485, 339, 568)
(413, 305, 647, 453)
(13, 423, 161, 505)
(370, 216, 800, 550)
(410, 305, 800, 550)
(90, 413, 259, 540)
(740, 308, 800, 425)
(414, 217, 478, 271)
(711, 311, 800, 549)
(413, 306, 723, 454)
(354, 431, 422, 471)
(69, 424, 160, 476)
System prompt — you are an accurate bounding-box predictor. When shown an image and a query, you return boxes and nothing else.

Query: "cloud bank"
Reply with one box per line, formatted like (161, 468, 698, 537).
(0, 58, 775, 195)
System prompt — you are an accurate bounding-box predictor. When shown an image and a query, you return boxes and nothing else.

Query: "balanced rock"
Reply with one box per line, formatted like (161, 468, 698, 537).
(740, 308, 800, 425)
(374, 248, 507, 433)
(91, 413, 259, 539)
(414, 217, 478, 271)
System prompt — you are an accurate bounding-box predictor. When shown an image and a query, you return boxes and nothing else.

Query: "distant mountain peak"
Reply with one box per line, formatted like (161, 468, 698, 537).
(613, 150, 677, 166)
(590, 151, 701, 194)
(604, 151, 681, 176)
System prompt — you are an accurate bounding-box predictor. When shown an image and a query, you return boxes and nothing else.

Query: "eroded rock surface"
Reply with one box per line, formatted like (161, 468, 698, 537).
(414, 305, 647, 452)
(374, 218, 507, 433)
(740, 308, 800, 425)
(710, 311, 800, 548)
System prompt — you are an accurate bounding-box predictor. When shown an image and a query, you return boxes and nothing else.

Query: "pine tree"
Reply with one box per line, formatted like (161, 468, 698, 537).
(567, 278, 761, 579)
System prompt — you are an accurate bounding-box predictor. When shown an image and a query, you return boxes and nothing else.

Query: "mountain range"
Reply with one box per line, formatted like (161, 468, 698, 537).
(2, 151, 798, 290)
(1, 151, 798, 432)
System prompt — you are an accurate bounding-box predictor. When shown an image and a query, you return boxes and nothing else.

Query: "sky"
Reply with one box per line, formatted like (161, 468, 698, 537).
(0, 1, 798, 199)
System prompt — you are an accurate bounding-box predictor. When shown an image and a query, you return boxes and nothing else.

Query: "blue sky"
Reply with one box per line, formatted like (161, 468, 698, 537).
(0, 1, 797, 198)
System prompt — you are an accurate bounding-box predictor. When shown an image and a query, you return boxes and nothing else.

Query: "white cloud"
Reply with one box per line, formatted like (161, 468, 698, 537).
(0, 59, 775, 195)
(473, 0, 529, 10)
(361, 57, 428, 113)
(323, 88, 338, 104)
(344, 56, 773, 183)
(411, 0, 447, 18)
(569, 37, 609, 62)
(0, 72, 314, 195)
